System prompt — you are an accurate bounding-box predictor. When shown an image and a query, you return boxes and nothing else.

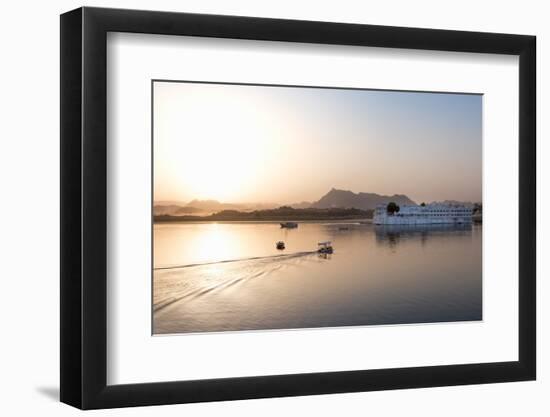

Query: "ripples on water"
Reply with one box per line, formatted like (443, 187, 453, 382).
(153, 222, 482, 334)
(154, 251, 317, 312)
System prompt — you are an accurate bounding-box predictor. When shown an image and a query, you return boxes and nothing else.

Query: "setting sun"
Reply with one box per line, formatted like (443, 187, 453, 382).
(154, 82, 290, 202)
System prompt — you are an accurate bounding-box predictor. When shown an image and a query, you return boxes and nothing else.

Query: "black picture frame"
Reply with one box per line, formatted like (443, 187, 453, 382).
(60, 6, 536, 410)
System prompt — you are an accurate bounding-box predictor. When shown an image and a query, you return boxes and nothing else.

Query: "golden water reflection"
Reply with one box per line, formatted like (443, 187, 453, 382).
(153, 222, 482, 334)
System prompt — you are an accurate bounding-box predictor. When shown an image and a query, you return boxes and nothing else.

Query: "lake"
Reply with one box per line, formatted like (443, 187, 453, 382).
(153, 221, 482, 334)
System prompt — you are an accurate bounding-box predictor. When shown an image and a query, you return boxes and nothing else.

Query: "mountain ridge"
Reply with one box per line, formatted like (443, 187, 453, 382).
(309, 188, 416, 210)
(154, 189, 419, 216)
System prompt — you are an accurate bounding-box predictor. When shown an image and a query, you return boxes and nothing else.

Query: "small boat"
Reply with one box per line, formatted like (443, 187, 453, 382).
(276, 241, 285, 250)
(280, 222, 298, 229)
(317, 241, 333, 254)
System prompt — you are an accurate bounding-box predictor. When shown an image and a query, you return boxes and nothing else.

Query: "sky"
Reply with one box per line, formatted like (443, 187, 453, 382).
(153, 81, 482, 205)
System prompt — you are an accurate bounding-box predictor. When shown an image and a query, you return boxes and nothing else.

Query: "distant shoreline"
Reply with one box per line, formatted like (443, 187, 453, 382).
(155, 217, 373, 224)
(154, 207, 373, 223)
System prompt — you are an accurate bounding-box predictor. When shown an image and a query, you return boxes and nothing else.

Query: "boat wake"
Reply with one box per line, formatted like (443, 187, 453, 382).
(153, 251, 318, 313)
(154, 251, 317, 271)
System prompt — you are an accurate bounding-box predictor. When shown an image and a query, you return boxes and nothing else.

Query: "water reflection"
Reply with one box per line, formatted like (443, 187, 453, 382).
(374, 224, 473, 248)
(153, 221, 482, 334)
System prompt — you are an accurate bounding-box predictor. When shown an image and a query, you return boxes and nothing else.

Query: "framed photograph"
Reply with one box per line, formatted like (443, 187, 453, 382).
(60, 7, 536, 409)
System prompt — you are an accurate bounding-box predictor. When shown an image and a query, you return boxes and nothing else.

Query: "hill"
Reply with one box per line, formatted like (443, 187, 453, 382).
(310, 188, 415, 210)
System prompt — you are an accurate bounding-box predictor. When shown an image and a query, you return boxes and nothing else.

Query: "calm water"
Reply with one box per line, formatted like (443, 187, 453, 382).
(153, 221, 482, 334)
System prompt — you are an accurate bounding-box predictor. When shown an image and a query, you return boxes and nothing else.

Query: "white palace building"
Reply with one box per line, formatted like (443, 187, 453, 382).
(373, 203, 473, 225)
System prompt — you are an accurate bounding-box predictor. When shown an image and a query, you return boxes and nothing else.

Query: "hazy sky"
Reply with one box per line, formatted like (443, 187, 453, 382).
(154, 81, 482, 204)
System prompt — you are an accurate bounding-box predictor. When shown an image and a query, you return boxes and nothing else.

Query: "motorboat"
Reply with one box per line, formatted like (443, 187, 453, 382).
(280, 222, 298, 229)
(317, 241, 333, 254)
